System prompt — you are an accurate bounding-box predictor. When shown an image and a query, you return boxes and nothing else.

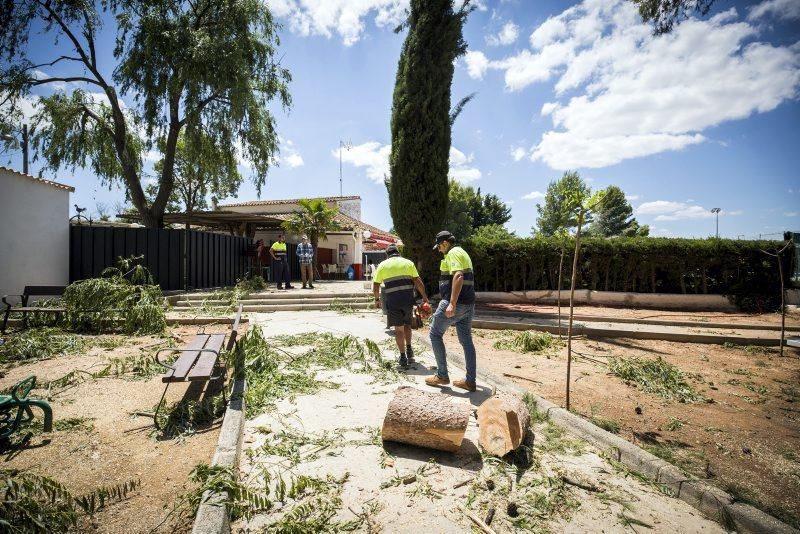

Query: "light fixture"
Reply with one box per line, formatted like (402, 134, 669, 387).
(363, 230, 372, 240)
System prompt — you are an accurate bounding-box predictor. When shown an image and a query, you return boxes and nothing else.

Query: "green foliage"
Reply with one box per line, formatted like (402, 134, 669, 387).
(609, 356, 702, 403)
(0, 469, 140, 533)
(444, 181, 512, 241)
(1, 0, 291, 227)
(589, 186, 647, 237)
(462, 235, 792, 311)
(472, 223, 516, 241)
(388, 0, 474, 287)
(493, 330, 562, 354)
(0, 328, 87, 364)
(631, 0, 716, 35)
(281, 199, 340, 260)
(154, 393, 227, 440)
(534, 171, 591, 236)
(183, 464, 271, 522)
(62, 256, 166, 334)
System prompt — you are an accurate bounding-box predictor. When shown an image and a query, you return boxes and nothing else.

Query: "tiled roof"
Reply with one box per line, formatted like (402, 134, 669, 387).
(265, 211, 398, 241)
(219, 195, 360, 208)
(0, 166, 75, 192)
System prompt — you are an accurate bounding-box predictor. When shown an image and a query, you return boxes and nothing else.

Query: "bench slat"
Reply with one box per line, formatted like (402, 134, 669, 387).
(163, 335, 209, 383)
(187, 334, 225, 381)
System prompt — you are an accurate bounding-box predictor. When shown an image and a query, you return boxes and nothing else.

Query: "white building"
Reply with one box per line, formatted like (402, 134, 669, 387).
(0, 166, 74, 297)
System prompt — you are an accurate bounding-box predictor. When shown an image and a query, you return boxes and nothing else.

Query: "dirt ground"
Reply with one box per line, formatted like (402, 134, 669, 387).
(480, 302, 800, 327)
(0, 323, 238, 533)
(430, 325, 800, 528)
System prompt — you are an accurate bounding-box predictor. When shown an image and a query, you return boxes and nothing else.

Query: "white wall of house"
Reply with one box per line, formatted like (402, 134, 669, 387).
(0, 169, 72, 297)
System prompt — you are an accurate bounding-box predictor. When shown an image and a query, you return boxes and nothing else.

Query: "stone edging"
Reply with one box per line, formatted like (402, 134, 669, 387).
(192, 376, 247, 534)
(414, 335, 798, 534)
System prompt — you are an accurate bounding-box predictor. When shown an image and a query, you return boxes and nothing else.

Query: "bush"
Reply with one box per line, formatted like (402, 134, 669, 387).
(462, 236, 792, 312)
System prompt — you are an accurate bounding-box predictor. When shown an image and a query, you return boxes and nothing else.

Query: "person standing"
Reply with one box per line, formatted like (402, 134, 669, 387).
(270, 234, 294, 290)
(425, 230, 478, 392)
(372, 244, 429, 368)
(255, 239, 269, 279)
(297, 235, 315, 289)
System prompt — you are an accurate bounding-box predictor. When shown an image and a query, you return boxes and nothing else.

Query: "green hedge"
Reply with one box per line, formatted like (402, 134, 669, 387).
(461, 236, 794, 312)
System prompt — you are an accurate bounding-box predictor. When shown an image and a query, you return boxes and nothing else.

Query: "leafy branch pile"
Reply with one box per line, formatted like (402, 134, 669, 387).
(464, 236, 793, 311)
(0, 328, 87, 364)
(493, 330, 562, 354)
(609, 356, 703, 403)
(62, 256, 166, 334)
(0, 469, 140, 533)
(231, 328, 408, 417)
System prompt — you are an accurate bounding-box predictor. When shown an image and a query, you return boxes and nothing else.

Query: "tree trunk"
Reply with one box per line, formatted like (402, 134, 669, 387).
(566, 214, 584, 411)
(557, 249, 564, 337)
(382, 386, 471, 452)
(477, 392, 530, 456)
(778, 252, 786, 357)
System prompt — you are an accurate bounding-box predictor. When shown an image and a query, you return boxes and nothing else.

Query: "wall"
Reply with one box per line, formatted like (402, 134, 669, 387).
(0, 171, 70, 297)
(475, 290, 739, 311)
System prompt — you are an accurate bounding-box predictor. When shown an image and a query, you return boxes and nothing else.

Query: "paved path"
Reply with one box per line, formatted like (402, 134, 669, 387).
(237, 309, 724, 533)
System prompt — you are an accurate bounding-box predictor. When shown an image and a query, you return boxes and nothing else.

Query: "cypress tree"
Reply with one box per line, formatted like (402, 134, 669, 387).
(389, 0, 473, 285)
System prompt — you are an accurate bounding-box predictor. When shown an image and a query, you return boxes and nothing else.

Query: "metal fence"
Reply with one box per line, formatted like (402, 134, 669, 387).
(69, 226, 252, 290)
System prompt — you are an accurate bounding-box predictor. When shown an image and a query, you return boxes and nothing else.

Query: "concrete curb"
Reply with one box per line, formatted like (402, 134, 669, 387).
(471, 318, 782, 346)
(414, 336, 798, 534)
(476, 308, 800, 333)
(1, 316, 249, 328)
(192, 376, 247, 534)
(476, 290, 738, 311)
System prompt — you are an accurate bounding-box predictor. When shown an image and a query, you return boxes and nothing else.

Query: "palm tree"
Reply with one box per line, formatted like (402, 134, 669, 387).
(281, 199, 340, 268)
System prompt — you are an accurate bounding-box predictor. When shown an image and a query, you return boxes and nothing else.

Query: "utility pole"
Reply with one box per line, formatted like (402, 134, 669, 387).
(1, 123, 28, 174)
(339, 140, 351, 197)
(711, 207, 721, 238)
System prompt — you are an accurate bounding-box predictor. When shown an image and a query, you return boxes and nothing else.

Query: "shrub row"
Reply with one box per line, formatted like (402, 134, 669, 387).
(461, 236, 794, 312)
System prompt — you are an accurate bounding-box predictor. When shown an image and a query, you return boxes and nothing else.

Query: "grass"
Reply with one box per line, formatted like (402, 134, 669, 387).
(665, 417, 686, 431)
(327, 299, 357, 314)
(493, 330, 563, 354)
(592, 416, 621, 434)
(0, 327, 88, 364)
(608, 356, 703, 403)
(537, 422, 585, 456)
(722, 342, 774, 355)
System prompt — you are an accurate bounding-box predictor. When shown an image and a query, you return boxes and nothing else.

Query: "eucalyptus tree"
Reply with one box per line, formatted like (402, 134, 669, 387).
(0, 0, 290, 228)
(388, 0, 474, 284)
(631, 0, 716, 34)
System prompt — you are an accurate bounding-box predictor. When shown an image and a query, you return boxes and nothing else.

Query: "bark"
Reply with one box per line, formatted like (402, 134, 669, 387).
(477, 392, 530, 456)
(382, 386, 471, 452)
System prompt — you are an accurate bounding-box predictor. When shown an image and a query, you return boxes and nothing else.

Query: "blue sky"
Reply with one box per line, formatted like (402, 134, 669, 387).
(3, 0, 800, 239)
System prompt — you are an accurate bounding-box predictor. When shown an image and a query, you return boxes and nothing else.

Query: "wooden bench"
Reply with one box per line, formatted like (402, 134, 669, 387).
(152, 304, 243, 428)
(2, 286, 67, 333)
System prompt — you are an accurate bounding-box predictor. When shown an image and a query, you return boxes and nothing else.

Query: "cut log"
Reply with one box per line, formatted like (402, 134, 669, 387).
(477, 391, 531, 456)
(381, 386, 471, 452)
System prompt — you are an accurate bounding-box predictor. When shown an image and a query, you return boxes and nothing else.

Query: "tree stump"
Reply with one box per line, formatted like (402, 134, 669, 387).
(477, 392, 530, 456)
(381, 386, 471, 452)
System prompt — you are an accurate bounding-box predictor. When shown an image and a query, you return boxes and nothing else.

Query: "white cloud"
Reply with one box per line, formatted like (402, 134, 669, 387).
(522, 191, 544, 200)
(266, 0, 408, 46)
(464, 50, 490, 80)
(472, 0, 800, 170)
(627, 194, 639, 201)
(748, 0, 800, 21)
(510, 145, 527, 161)
(338, 141, 391, 183)
(487, 22, 519, 47)
(285, 153, 305, 168)
(338, 142, 480, 184)
(449, 147, 481, 183)
(785, 211, 799, 216)
(637, 201, 743, 221)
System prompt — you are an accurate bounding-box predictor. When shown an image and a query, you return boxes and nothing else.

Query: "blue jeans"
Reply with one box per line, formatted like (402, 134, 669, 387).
(429, 300, 476, 383)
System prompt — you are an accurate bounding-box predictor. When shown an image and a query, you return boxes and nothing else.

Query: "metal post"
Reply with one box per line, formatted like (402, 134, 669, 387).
(711, 208, 721, 238)
(22, 124, 28, 175)
(339, 141, 343, 197)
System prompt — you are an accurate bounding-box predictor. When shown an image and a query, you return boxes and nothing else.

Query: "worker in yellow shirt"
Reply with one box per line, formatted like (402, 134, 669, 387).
(372, 244, 429, 368)
(425, 230, 478, 392)
(269, 234, 295, 290)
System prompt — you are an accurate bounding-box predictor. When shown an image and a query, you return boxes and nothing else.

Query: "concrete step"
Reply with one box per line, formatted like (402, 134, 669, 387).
(173, 296, 371, 307)
(173, 302, 374, 313)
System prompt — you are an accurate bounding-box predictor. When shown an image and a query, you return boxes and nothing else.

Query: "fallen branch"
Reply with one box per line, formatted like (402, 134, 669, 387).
(502, 372, 542, 384)
(462, 507, 498, 534)
(562, 475, 600, 492)
(453, 477, 473, 489)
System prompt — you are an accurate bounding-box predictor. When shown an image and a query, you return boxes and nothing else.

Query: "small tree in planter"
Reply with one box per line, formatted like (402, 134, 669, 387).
(561, 184, 606, 411)
(760, 239, 793, 357)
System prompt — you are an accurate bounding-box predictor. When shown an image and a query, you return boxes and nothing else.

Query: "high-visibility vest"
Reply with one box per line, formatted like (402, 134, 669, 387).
(373, 256, 419, 309)
(439, 246, 475, 304)
(271, 241, 287, 260)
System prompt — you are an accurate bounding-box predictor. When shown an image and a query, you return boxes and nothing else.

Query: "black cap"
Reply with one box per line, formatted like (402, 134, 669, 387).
(432, 230, 455, 250)
(386, 244, 400, 256)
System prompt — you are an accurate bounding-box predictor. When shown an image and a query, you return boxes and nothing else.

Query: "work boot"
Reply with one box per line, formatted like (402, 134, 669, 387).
(277, 285, 284, 290)
(308, 284, 315, 289)
(286, 284, 295, 289)
(453, 379, 477, 392)
(399, 354, 408, 369)
(302, 284, 307, 289)
(406, 347, 415, 363)
(425, 375, 450, 387)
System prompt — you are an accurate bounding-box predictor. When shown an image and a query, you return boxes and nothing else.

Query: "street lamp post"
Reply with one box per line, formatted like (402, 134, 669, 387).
(0, 124, 28, 174)
(338, 140, 352, 197)
(711, 207, 721, 238)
